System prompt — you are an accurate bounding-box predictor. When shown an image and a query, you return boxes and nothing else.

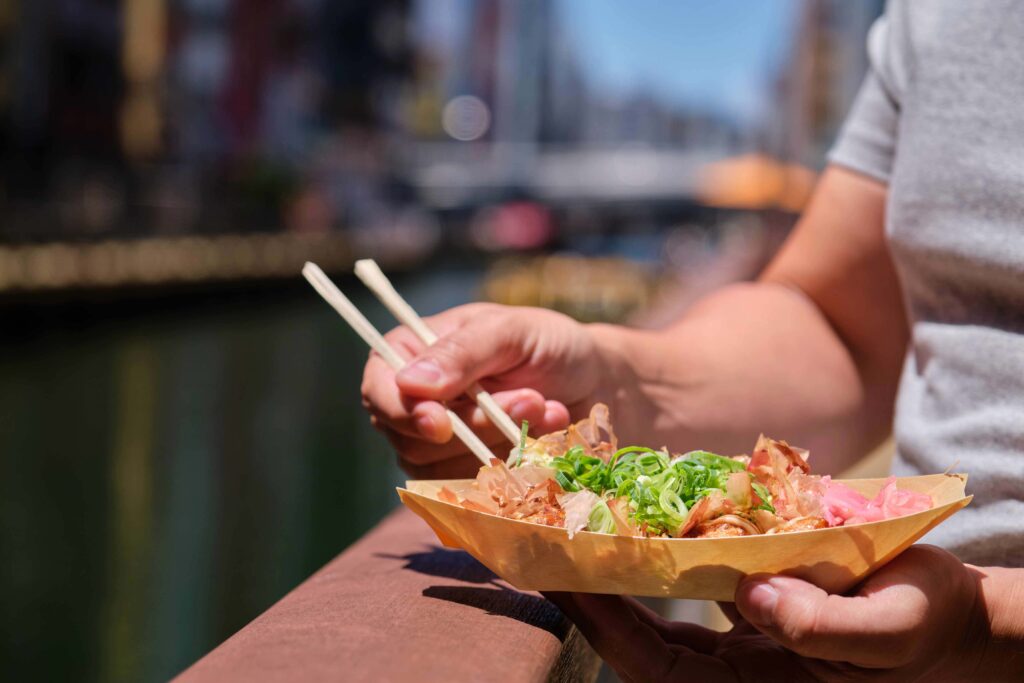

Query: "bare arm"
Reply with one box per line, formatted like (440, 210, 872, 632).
(362, 165, 906, 477)
(594, 165, 907, 472)
(970, 565, 1024, 679)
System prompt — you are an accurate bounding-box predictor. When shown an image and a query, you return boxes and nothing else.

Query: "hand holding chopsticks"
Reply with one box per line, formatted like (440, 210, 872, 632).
(353, 259, 522, 445)
(302, 261, 519, 466)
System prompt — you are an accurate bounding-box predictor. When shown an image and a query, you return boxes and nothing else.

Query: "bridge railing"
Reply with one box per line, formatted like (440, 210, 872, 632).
(172, 507, 601, 683)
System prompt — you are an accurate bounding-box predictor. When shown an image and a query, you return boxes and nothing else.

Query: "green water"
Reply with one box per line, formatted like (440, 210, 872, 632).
(0, 269, 481, 681)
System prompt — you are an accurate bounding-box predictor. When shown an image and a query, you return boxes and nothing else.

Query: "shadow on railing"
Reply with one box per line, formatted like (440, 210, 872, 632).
(173, 509, 600, 683)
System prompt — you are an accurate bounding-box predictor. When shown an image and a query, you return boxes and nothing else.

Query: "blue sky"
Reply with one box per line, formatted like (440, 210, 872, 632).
(414, 0, 802, 124)
(556, 0, 801, 122)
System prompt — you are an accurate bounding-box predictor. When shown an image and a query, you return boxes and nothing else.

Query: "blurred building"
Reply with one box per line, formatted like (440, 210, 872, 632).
(0, 0, 882, 293)
(770, 0, 885, 166)
(0, 0, 417, 244)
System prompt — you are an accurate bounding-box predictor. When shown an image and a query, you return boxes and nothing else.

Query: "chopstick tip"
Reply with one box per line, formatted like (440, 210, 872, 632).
(353, 258, 380, 274)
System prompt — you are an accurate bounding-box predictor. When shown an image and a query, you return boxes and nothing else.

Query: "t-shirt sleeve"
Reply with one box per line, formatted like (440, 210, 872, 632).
(828, 7, 906, 183)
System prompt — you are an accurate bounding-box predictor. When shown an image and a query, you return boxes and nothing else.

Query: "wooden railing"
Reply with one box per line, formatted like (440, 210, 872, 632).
(172, 507, 601, 683)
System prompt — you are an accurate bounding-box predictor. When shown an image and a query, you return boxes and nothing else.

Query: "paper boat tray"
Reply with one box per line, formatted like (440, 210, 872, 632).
(397, 473, 970, 601)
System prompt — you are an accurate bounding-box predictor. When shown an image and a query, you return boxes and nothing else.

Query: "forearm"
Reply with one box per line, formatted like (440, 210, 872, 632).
(587, 168, 901, 473)
(590, 281, 883, 473)
(963, 566, 1024, 679)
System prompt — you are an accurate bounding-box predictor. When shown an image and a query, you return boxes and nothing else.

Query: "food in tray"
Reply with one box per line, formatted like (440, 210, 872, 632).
(438, 404, 932, 539)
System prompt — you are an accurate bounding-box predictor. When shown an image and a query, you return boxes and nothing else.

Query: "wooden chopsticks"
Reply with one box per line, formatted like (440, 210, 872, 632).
(302, 261, 519, 466)
(353, 259, 522, 445)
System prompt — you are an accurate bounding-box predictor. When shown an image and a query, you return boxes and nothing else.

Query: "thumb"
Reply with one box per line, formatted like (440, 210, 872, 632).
(395, 316, 529, 401)
(735, 575, 916, 667)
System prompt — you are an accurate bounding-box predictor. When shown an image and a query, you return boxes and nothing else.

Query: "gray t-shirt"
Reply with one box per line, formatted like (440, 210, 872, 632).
(829, 0, 1024, 567)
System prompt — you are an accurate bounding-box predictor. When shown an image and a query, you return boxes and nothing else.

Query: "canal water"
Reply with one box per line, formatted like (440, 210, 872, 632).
(0, 266, 483, 682)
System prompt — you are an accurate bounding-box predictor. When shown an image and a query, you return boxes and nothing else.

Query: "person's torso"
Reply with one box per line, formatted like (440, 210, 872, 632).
(886, 0, 1024, 565)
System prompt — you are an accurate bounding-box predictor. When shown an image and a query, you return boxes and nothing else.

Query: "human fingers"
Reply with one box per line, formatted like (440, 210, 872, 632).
(361, 323, 432, 438)
(406, 390, 570, 447)
(394, 306, 541, 402)
(363, 320, 561, 441)
(363, 352, 433, 438)
(622, 597, 722, 655)
(734, 573, 928, 667)
(546, 593, 738, 683)
(382, 392, 570, 466)
(544, 592, 677, 683)
(360, 311, 504, 438)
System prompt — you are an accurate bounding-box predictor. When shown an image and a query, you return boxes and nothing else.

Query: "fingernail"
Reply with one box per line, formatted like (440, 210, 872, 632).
(509, 399, 535, 421)
(399, 359, 443, 386)
(415, 413, 436, 437)
(744, 582, 778, 627)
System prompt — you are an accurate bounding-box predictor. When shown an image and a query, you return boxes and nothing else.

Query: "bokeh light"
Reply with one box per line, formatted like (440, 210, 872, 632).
(441, 95, 491, 141)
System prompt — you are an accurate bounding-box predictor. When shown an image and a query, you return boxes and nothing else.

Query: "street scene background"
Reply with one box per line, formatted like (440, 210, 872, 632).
(0, 1, 883, 680)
